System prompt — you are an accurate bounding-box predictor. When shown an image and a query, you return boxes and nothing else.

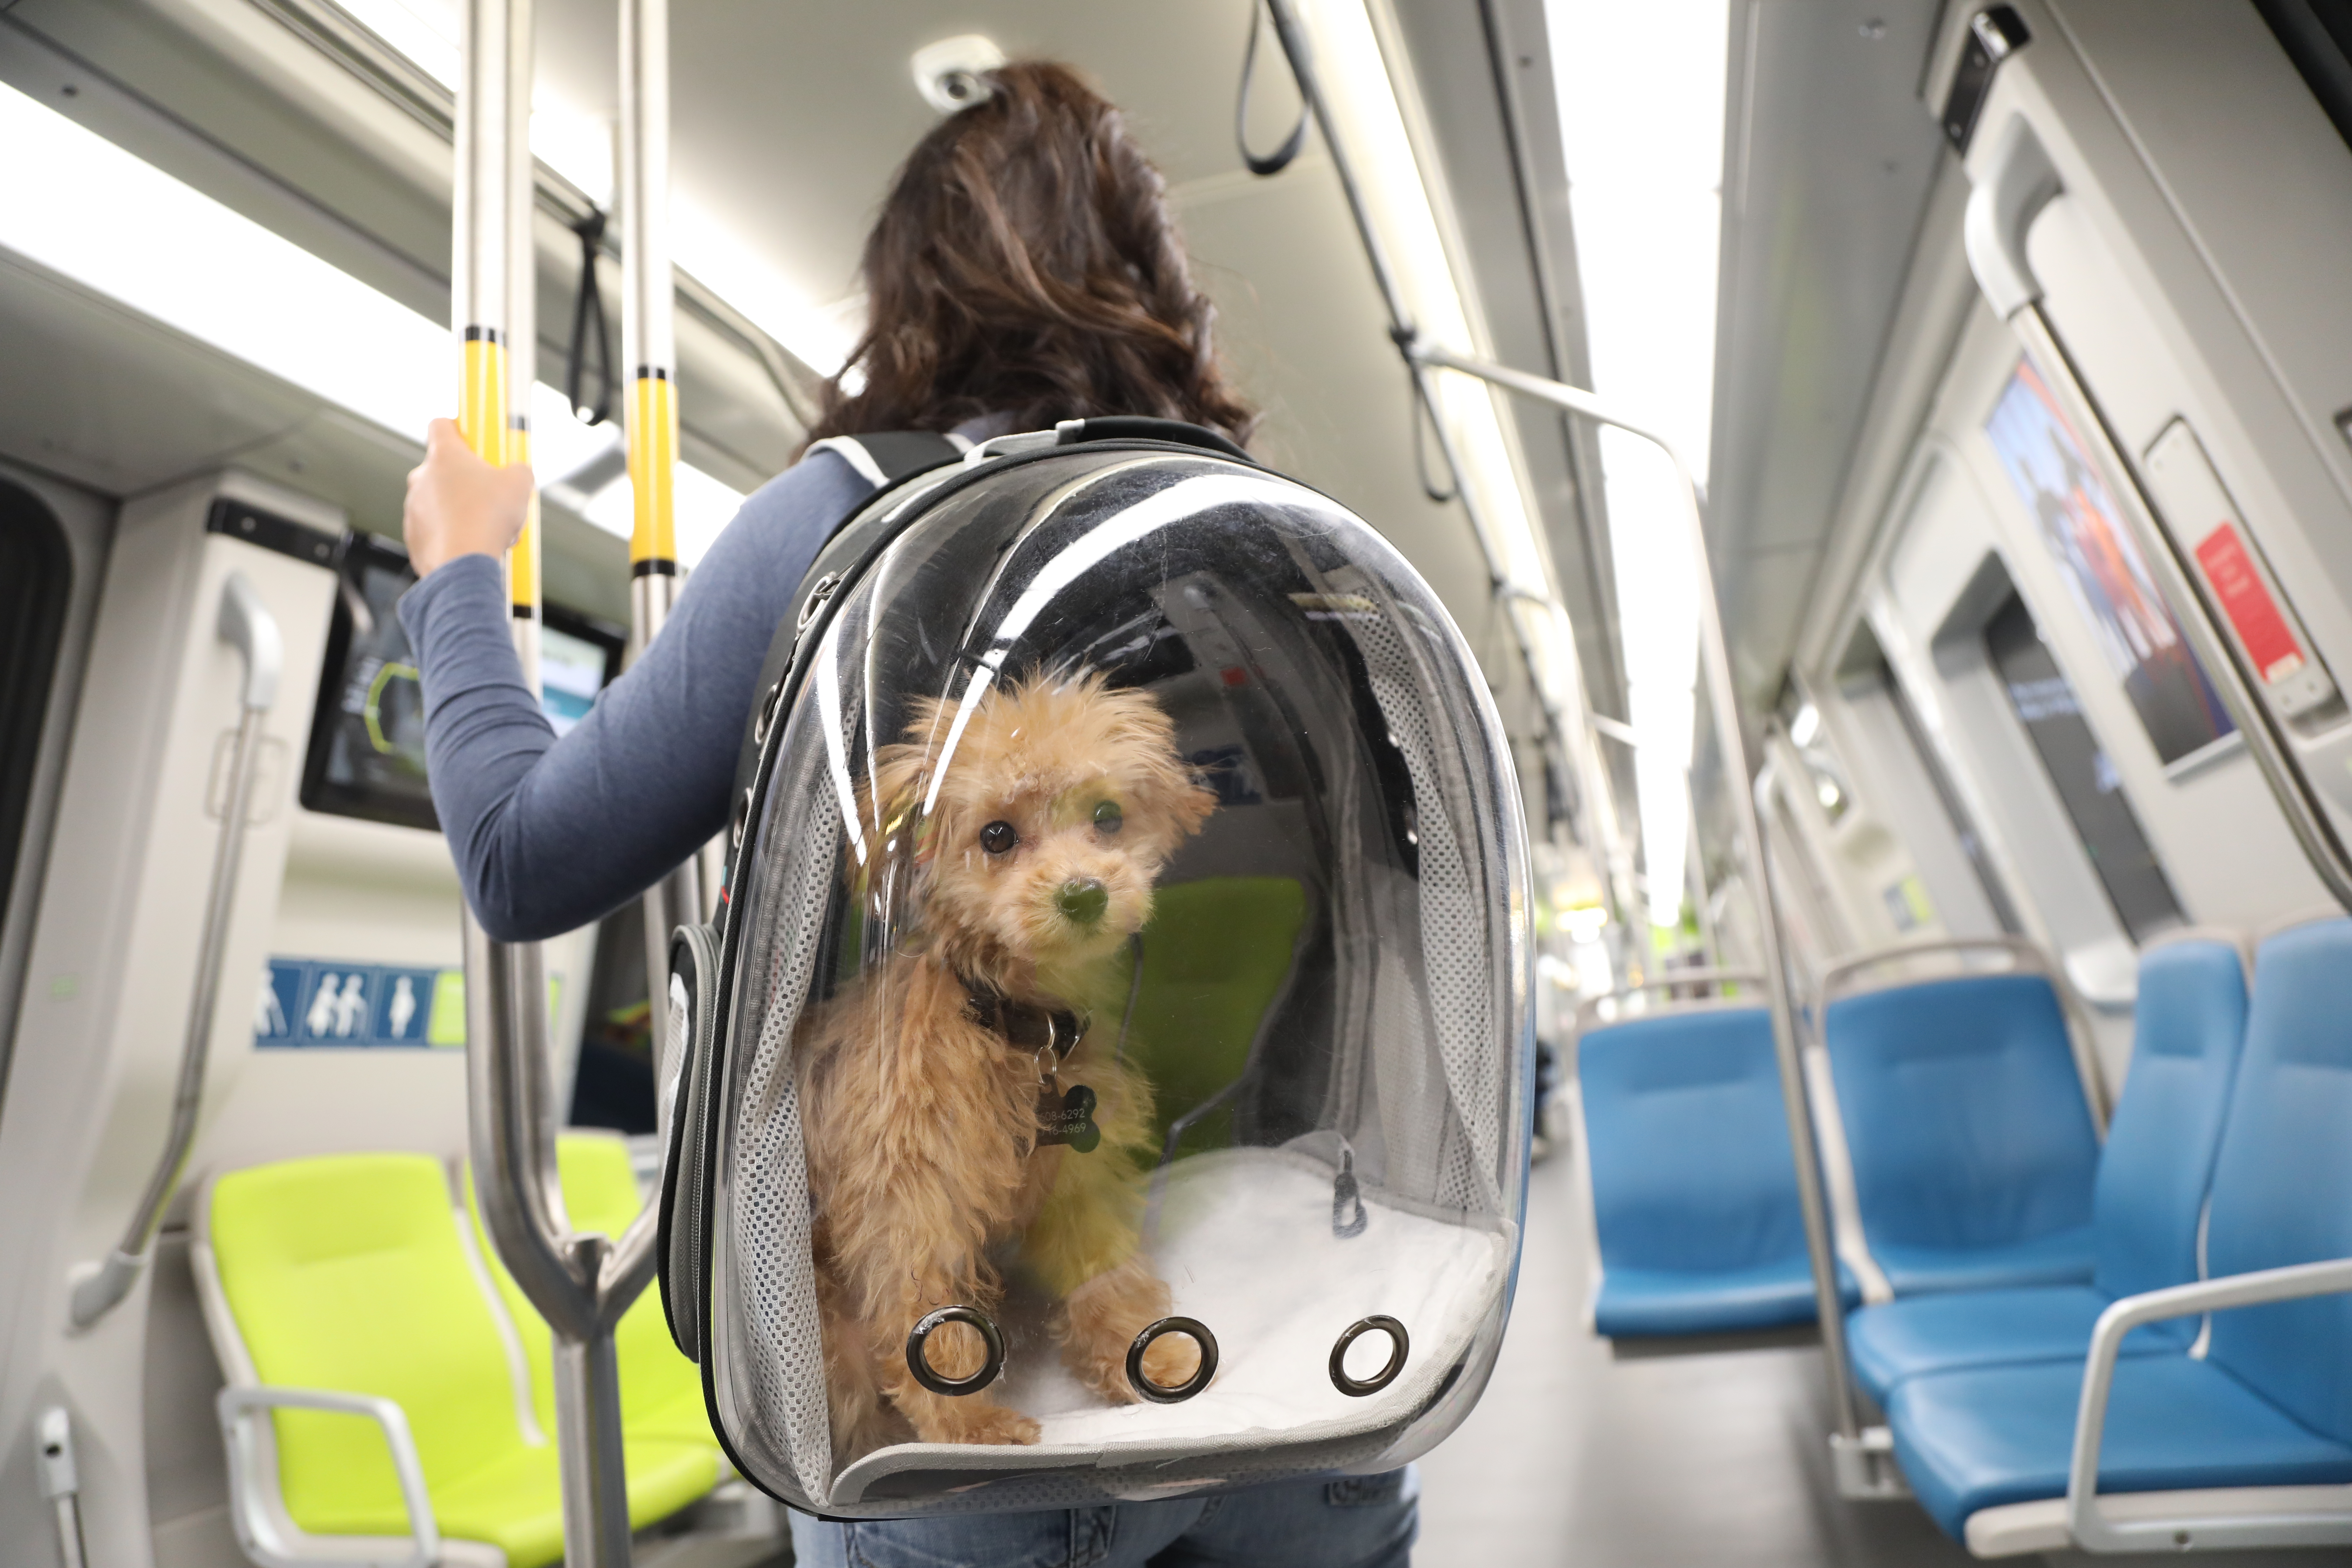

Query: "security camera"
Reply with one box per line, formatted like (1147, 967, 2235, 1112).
(911, 35, 1006, 114)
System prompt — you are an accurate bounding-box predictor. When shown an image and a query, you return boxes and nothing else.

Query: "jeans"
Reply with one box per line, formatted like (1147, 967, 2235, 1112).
(786, 1467, 1419, 1568)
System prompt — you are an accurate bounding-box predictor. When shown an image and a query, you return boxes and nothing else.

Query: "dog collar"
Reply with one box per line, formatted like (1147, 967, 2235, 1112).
(960, 978, 1086, 1062)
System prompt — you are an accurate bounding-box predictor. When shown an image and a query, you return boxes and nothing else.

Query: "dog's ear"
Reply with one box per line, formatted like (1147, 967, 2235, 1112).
(860, 696, 949, 865)
(1154, 759, 1219, 843)
(1118, 705, 1218, 849)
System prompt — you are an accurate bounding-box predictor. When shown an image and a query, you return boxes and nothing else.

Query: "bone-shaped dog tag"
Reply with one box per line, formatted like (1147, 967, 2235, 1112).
(1036, 1082, 1100, 1153)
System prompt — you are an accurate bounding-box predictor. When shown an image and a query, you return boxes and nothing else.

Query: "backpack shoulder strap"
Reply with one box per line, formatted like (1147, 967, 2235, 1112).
(805, 430, 968, 487)
(718, 432, 968, 898)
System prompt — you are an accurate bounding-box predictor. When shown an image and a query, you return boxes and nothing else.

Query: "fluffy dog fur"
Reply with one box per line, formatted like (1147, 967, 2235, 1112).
(795, 670, 1216, 1458)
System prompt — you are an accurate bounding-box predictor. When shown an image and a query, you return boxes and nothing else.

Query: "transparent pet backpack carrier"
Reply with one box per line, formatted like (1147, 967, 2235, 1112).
(657, 418, 1533, 1516)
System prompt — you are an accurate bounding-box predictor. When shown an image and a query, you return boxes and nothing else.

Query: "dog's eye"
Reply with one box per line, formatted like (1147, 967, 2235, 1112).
(979, 820, 1019, 855)
(1092, 800, 1124, 835)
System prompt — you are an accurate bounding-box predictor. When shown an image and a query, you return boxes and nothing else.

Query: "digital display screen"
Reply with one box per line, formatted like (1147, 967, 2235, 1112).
(302, 534, 437, 830)
(540, 622, 608, 737)
(300, 533, 624, 831)
(1983, 360, 2235, 766)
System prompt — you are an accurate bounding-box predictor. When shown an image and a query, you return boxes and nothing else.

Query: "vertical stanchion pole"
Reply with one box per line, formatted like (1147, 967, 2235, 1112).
(504, 0, 543, 696)
(1241, 2, 1871, 1478)
(1409, 345, 1874, 1470)
(454, 0, 643, 1559)
(618, 0, 701, 1052)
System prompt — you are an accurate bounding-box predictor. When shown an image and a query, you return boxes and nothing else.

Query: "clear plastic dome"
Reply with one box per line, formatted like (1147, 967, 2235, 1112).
(703, 438, 1532, 1514)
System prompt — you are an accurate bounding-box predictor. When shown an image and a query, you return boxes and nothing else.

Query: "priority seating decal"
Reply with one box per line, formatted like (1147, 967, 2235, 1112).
(254, 957, 559, 1049)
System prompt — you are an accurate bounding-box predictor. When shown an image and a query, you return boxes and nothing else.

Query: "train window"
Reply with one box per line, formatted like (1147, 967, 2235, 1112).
(301, 533, 622, 829)
(1983, 592, 2184, 943)
(1867, 641, 2025, 936)
(0, 478, 71, 921)
(2257, 0, 2352, 154)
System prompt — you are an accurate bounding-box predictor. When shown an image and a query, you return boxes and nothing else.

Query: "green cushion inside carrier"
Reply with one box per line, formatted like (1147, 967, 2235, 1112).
(1118, 875, 1308, 1157)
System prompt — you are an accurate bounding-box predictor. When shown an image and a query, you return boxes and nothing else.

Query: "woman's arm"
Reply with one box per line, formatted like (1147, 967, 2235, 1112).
(398, 427, 872, 940)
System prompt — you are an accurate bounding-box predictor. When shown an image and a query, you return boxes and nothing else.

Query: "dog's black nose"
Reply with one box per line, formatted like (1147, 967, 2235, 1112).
(1056, 877, 1109, 927)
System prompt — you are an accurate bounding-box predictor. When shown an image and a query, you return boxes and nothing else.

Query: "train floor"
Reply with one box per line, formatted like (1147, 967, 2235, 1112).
(1414, 1147, 1974, 1567)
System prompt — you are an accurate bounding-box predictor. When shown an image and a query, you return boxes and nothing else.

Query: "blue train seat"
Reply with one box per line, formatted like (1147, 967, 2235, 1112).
(1847, 935, 2248, 1401)
(1822, 963, 2101, 1295)
(1885, 918, 2352, 1542)
(1579, 1001, 1854, 1336)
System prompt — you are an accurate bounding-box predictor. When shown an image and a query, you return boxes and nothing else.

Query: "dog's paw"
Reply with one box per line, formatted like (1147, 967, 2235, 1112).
(925, 1404, 1042, 1447)
(1139, 1330, 1203, 1392)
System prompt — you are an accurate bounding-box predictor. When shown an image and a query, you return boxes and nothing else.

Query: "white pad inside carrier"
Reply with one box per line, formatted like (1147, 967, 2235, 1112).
(831, 1147, 1511, 1500)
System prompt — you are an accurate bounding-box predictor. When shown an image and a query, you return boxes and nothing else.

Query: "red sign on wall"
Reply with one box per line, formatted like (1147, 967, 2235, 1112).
(2194, 523, 2304, 684)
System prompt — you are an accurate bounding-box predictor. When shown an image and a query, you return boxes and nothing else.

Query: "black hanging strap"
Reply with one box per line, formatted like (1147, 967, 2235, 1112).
(566, 208, 614, 427)
(1236, 0, 1311, 177)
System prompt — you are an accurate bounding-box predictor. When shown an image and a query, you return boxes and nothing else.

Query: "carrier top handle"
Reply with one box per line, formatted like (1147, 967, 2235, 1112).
(1247, 0, 1872, 1485)
(69, 574, 282, 1330)
(617, 0, 704, 1086)
(454, 1, 645, 1561)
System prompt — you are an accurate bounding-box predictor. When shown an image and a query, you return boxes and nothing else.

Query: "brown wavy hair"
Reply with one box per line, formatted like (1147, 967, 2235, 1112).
(803, 61, 1258, 448)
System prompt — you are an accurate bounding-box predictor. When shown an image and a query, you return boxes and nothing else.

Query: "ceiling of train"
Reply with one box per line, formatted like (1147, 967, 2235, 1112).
(1707, 0, 1952, 700)
(0, 0, 1604, 706)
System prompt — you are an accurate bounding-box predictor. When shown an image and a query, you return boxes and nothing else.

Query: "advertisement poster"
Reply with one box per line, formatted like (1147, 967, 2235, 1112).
(1984, 361, 2234, 766)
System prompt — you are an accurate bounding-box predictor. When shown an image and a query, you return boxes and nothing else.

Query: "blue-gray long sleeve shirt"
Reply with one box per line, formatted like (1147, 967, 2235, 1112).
(397, 449, 873, 940)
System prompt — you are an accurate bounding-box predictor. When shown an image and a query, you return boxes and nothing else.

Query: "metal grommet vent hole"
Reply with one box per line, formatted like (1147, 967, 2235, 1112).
(905, 1306, 1004, 1396)
(1330, 1315, 1408, 1396)
(1126, 1316, 1218, 1403)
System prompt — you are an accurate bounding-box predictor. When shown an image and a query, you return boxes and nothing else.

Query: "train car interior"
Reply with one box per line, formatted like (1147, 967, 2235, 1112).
(2, 0, 2351, 1563)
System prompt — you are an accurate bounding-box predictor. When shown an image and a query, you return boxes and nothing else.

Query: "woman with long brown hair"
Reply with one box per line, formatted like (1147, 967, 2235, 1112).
(401, 61, 1417, 1566)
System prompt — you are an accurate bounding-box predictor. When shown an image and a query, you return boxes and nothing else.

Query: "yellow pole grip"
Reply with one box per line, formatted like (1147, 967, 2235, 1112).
(628, 371, 679, 574)
(459, 329, 509, 467)
(506, 421, 540, 615)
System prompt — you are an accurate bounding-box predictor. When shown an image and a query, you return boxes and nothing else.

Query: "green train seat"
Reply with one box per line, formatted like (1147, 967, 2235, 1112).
(194, 1151, 718, 1568)
(464, 1133, 719, 1452)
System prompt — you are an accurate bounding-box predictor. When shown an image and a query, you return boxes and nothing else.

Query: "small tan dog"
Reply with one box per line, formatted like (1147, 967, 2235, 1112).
(796, 668, 1216, 1457)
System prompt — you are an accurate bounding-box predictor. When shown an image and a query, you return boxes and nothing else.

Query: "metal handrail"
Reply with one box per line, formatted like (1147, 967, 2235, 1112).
(1573, 969, 1766, 1034)
(1254, 0, 1629, 924)
(453, 0, 645, 1558)
(619, 0, 704, 1124)
(1250, 0, 1871, 1470)
(1818, 933, 2050, 1000)
(219, 1386, 440, 1568)
(70, 572, 282, 1329)
(2066, 1258, 2352, 1552)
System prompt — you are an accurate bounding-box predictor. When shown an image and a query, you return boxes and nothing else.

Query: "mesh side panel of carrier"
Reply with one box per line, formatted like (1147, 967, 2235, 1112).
(1334, 582, 1503, 1212)
(721, 681, 848, 1503)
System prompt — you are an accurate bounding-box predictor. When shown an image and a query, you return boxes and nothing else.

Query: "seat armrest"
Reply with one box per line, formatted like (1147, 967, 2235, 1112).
(2067, 1258, 2352, 1553)
(217, 1386, 440, 1568)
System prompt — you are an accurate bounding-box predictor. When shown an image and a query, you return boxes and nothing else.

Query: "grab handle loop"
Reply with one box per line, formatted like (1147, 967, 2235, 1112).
(905, 1306, 1006, 1396)
(565, 207, 614, 426)
(1330, 1315, 1409, 1397)
(1236, 0, 1310, 177)
(1127, 1316, 1219, 1404)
